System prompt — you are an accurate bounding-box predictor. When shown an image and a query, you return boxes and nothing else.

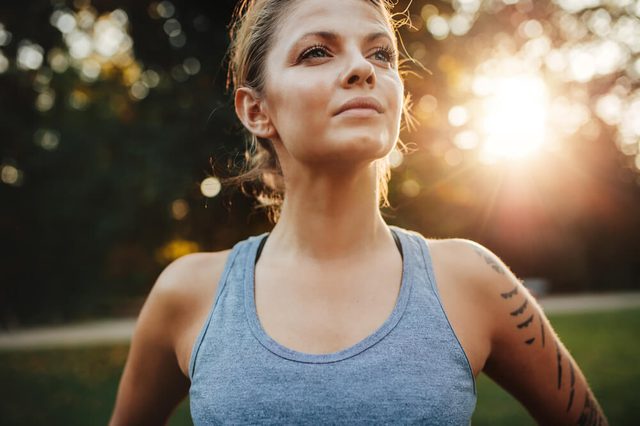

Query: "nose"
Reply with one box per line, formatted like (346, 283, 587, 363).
(340, 48, 376, 88)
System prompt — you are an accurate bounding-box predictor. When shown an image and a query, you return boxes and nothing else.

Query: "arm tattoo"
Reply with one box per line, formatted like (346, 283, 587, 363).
(556, 342, 563, 390)
(472, 246, 506, 275)
(577, 391, 606, 426)
(510, 298, 528, 316)
(567, 361, 575, 412)
(498, 286, 542, 344)
(496, 273, 607, 424)
(500, 286, 518, 299)
(518, 314, 533, 328)
(517, 314, 534, 329)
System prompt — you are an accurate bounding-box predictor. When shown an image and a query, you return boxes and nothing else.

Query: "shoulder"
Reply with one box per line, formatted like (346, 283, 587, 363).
(411, 233, 516, 288)
(110, 250, 233, 424)
(133, 249, 234, 376)
(140, 249, 233, 347)
(403, 234, 522, 374)
(417, 235, 524, 327)
(151, 250, 232, 303)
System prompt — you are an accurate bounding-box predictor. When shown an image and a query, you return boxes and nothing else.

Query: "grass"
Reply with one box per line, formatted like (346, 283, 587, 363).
(473, 308, 640, 425)
(1, 308, 638, 425)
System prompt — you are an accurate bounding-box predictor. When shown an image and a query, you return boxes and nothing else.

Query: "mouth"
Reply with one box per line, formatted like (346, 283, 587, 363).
(334, 97, 384, 116)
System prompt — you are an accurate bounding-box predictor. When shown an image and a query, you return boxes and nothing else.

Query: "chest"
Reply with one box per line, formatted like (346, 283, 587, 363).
(189, 272, 478, 425)
(190, 355, 476, 425)
(254, 261, 403, 354)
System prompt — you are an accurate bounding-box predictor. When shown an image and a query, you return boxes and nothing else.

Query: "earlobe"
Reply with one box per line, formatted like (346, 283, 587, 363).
(234, 87, 276, 139)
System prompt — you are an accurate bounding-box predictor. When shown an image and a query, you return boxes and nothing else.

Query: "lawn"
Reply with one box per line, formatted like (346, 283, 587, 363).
(1, 308, 638, 425)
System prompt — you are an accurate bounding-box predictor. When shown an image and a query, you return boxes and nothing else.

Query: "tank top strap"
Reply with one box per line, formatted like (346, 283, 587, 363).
(390, 226, 439, 296)
(188, 234, 266, 379)
(392, 226, 477, 395)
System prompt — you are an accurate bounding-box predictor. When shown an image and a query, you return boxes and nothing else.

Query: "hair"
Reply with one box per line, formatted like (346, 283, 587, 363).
(224, 0, 414, 223)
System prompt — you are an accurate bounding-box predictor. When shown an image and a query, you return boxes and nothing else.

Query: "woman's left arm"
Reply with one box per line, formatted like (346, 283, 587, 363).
(470, 242, 608, 426)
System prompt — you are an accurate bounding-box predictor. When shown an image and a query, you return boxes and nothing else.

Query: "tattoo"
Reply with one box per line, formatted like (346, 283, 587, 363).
(556, 343, 563, 390)
(510, 298, 528, 316)
(577, 391, 605, 426)
(570, 361, 575, 386)
(517, 314, 534, 329)
(567, 361, 576, 412)
(540, 315, 546, 348)
(472, 246, 506, 275)
(500, 286, 519, 299)
(525, 337, 535, 345)
(567, 388, 575, 413)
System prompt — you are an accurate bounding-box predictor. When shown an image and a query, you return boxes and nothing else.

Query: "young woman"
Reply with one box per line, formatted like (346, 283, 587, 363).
(110, 0, 608, 424)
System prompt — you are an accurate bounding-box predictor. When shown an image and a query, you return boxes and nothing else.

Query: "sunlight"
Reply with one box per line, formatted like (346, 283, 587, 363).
(479, 75, 549, 163)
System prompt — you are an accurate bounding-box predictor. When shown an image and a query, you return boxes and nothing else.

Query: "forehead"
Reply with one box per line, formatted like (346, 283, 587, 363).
(273, 0, 395, 48)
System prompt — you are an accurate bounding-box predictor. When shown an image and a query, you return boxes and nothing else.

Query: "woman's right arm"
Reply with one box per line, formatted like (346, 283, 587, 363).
(109, 253, 220, 425)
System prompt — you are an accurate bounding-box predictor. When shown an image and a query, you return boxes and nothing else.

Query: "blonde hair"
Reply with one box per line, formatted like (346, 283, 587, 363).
(224, 0, 413, 223)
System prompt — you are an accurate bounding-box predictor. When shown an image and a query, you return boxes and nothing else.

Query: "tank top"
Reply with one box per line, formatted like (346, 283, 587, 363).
(189, 225, 477, 424)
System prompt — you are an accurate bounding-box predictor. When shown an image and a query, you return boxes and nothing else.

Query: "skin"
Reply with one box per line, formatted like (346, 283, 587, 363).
(110, 1, 609, 424)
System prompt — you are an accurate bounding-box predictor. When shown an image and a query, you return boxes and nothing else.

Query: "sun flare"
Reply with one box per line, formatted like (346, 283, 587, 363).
(479, 75, 549, 163)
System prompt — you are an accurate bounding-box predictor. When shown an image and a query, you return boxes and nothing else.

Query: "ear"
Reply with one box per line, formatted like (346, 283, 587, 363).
(234, 87, 277, 139)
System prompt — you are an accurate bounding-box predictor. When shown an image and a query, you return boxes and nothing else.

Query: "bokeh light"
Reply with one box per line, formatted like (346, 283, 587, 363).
(156, 239, 200, 263)
(34, 129, 61, 151)
(171, 199, 190, 220)
(388, 147, 404, 168)
(200, 177, 222, 198)
(16, 41, 44, 70)
(0, 22, 13, 46)
(1, 163, 24, 187)
(401, 178, 421, 197)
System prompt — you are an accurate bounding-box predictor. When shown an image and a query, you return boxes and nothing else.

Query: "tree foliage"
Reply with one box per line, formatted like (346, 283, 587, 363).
(0, 0, 638, 325)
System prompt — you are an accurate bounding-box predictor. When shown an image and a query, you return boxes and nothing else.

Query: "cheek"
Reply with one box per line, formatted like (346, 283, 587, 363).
(268, 75, 333, 136)
(385, 77, 404, 129)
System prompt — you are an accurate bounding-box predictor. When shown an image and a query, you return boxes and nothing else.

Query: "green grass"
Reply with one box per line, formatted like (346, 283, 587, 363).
(1, 308, 638, 425)
(472, 308, 640, 425)
(0, 344, 192, 426)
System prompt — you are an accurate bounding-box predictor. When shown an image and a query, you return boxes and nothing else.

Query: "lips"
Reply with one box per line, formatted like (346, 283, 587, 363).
(334, 97, 384, 116)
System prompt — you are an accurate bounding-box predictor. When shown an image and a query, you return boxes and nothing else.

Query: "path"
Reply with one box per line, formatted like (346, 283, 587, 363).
(1, 292, 639, 351)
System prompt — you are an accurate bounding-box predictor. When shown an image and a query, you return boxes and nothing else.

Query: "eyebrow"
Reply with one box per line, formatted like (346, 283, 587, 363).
(293, 31, 394, 47)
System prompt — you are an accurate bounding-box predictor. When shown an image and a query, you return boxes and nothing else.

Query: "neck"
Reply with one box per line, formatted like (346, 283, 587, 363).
(266, 162, 392, 262)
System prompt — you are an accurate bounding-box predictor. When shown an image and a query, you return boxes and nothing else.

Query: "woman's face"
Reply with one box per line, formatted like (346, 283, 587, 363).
(261, 0, 404, 169)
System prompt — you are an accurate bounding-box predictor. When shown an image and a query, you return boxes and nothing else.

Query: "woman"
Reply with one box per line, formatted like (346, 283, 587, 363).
(110, 0, 608, 424)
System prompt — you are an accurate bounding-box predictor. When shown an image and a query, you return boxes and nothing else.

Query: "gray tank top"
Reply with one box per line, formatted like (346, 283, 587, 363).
(189, 225, 476, 424)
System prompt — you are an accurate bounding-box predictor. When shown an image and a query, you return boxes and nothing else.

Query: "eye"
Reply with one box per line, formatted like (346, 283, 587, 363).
(371, 46, 396, 64)
(298, 44, 332, 62)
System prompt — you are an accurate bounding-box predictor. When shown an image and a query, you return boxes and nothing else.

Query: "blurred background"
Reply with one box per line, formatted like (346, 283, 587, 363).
(1, 0, 640, 325)
(0, 0, 639, 424)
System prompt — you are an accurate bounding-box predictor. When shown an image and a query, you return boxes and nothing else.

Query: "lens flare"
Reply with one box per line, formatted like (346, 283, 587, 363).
(479, 75, 549, 162)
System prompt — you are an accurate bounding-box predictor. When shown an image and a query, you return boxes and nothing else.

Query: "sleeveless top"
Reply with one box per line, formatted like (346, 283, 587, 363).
(189, 225, 477, 425)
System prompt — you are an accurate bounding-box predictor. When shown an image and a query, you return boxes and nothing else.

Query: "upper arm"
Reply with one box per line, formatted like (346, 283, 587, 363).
(109, 253, 218, 426)
(462, 240, 609, 425)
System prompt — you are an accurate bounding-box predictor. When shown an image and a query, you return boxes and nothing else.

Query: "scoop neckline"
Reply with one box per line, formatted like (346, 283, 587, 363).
(243, 225, 414, 364)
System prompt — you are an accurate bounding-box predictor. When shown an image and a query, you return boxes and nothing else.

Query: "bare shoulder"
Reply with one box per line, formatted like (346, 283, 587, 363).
(424, 237, 521, 301)
(143, 249, 233, 376)
(151, 250, 232, 308)
(416, 236, 520, 375)
(110, 249, 232, 425)
(426, 237, 524, 326)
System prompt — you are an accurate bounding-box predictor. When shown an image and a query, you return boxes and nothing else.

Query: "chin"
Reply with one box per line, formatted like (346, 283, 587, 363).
(334, 128, 392, 153)
(311, 138, 392, 167)
(287, 127, 396, 166)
